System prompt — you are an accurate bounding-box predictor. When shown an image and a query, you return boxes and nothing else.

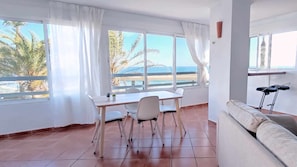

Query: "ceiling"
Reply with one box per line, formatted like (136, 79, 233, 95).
(57, 0, 297, 24)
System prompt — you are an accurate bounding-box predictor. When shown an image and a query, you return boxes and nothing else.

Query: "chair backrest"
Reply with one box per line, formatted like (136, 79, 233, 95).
(88, 95, 98, 113)
(176, 88, 184, 95)
(125, 87, 140, 110)
(136, 96, 160, 121)
(164, 88, 184, 106)
(88, 95, 101, 120)
(175, 88, 184, 106)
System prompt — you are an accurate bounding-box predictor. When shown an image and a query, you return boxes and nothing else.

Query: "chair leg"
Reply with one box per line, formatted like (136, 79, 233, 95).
(92, 119, 100, 143)
(150, 120, 155, 135)
(137, 122, 141, 153)
(162, 113, 165, 132)
(155, 120, 164, 147)
(178, 110, 187, 135)
(117, 121, 123, 137)
(172, 113, 177, 127)
(123, 113, 129, 128)
(93, 122, 101, 155)
(119, 121, 129, 147)
(129, 119, 134, 142)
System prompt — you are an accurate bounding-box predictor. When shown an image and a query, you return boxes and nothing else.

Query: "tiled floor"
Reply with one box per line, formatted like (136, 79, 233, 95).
(0, 104, 217, 167)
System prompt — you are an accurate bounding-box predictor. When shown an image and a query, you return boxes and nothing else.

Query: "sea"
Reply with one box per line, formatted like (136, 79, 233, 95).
(119, 66, 198, 74)
(115, 66, 198, 88)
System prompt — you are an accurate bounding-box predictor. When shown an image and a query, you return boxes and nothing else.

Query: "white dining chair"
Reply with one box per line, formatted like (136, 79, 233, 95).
(159, 88, 186, 133)
(124, 87, 140, 126)
(128, 96, 164, 152)
(88, 95, 128, 155)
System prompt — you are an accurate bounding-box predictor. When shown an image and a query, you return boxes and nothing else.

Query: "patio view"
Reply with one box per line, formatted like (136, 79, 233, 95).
(0, 20, 49, 100)
(0, 24, 199, 99)
(108, 30, 199, 92)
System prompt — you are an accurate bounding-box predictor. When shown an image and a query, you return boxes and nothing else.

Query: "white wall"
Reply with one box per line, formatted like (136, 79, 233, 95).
(208, 0, 250, 122)
(0, 0, 208, 135)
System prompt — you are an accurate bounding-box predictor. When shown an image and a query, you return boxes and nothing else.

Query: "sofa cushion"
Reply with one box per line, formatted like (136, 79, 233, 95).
(227, 100, 268, 132)
(266, 114, 297, 136)
(257, 120, 297, 167)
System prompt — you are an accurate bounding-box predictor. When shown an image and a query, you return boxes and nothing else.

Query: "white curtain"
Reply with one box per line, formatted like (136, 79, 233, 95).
(181, 22, 210, 85)
(49, 2, 104, 127)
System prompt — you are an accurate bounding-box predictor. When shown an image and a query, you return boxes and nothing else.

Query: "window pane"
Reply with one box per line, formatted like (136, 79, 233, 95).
(0, 20, 48, 101)
(249, 37, 258, 68)
(271, 31, 297, 69)
(146, 34, 173, 89)
(176, 37, 198, 86)
(108, 30, 144, 92)
(258, 35, 270, 69)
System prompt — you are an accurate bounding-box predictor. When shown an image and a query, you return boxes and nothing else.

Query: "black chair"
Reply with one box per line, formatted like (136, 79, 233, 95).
(256, 85, 290, 113)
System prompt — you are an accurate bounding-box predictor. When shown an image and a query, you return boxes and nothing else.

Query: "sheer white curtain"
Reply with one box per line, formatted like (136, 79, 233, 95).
(181, 22, 210, 85)
(49, 2, 104, 127)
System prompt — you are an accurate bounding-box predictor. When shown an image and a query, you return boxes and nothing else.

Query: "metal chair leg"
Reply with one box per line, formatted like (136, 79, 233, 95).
(137, 123, 141, 153)
(92, 119, 100, 143)
(155, 120, 164, 147)
(119, 121, 129, 147)
(172, 113, 177, 127)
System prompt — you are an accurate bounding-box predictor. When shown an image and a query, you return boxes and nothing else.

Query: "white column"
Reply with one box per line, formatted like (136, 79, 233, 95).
(208, 0, 251, 122)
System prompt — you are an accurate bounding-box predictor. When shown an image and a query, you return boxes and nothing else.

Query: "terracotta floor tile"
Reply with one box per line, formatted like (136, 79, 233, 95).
(190, 138, 212, 147)
(171, 158, 197, 167)
(96, 159, 124, 167)
(71, 159, 98, 167)
(0, 105, 218, 167)
(46, 160, 76, 167)
(196, 158, 218, 167)
(171, 138, 192, 147)
(145, 158, 171, 167)
(149, 147, 172, 159)
(192, 147, 216, 158)
(125, 147, 152, 159)
(121, 159, 147, 167)
(171, 147, 195, 158)
(0, 160, 50, 167)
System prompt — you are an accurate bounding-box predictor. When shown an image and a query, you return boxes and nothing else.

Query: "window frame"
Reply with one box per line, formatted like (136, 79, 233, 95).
(0, 17, 51, 102)
(249, 31, 297, 71)
(106, 27, 200, 93)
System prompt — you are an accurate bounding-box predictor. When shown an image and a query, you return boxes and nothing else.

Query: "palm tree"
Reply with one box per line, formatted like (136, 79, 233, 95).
(108, 31, 160, 86)
(0, 21, 47, 97)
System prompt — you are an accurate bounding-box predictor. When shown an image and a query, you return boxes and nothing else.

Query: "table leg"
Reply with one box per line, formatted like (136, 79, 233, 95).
(175, 98, 184, 137)
(99, 107, 106, 158)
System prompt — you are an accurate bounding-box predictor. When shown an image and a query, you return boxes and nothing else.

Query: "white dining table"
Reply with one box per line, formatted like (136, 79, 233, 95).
(92, 90, 185, 158)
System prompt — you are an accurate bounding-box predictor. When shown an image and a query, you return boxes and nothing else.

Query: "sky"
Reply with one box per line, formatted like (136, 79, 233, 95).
(121, 31, 196, 67)
(0, 20, 45, 41)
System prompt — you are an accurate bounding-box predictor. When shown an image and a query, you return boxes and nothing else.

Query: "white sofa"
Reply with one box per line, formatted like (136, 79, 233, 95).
(217, 100, 297, 167)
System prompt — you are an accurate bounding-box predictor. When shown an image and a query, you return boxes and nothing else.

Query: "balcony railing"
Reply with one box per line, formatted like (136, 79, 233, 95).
(112, 71, 198, 91)
(0, 76, 49, 101)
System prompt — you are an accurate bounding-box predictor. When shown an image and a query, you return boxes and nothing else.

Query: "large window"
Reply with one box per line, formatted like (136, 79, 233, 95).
(0, 19, 49, 101)
(249, 31, 297, 70)
(176, 37, 198, 87)
(108, 30, 199, 92)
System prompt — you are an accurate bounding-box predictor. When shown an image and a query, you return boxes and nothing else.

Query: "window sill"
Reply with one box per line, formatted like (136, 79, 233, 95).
(248, 70, 286, 76)
(0, 98, 50, 106)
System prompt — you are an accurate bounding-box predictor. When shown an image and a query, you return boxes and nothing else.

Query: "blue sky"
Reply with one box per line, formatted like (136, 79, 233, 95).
(0, 20, 45, 41)
(121, 31, 196, 67)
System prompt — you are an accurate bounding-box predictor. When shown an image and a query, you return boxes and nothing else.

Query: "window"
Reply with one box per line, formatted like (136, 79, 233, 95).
(271, 31, 297, 69)
(0, 19, 49, 101)
(176, 37, 198, 87)
(109, 30, 145, 91)
(146, 34, 173, 89)
(108, 30, 199, 92)
(249, 31, 297, 70)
